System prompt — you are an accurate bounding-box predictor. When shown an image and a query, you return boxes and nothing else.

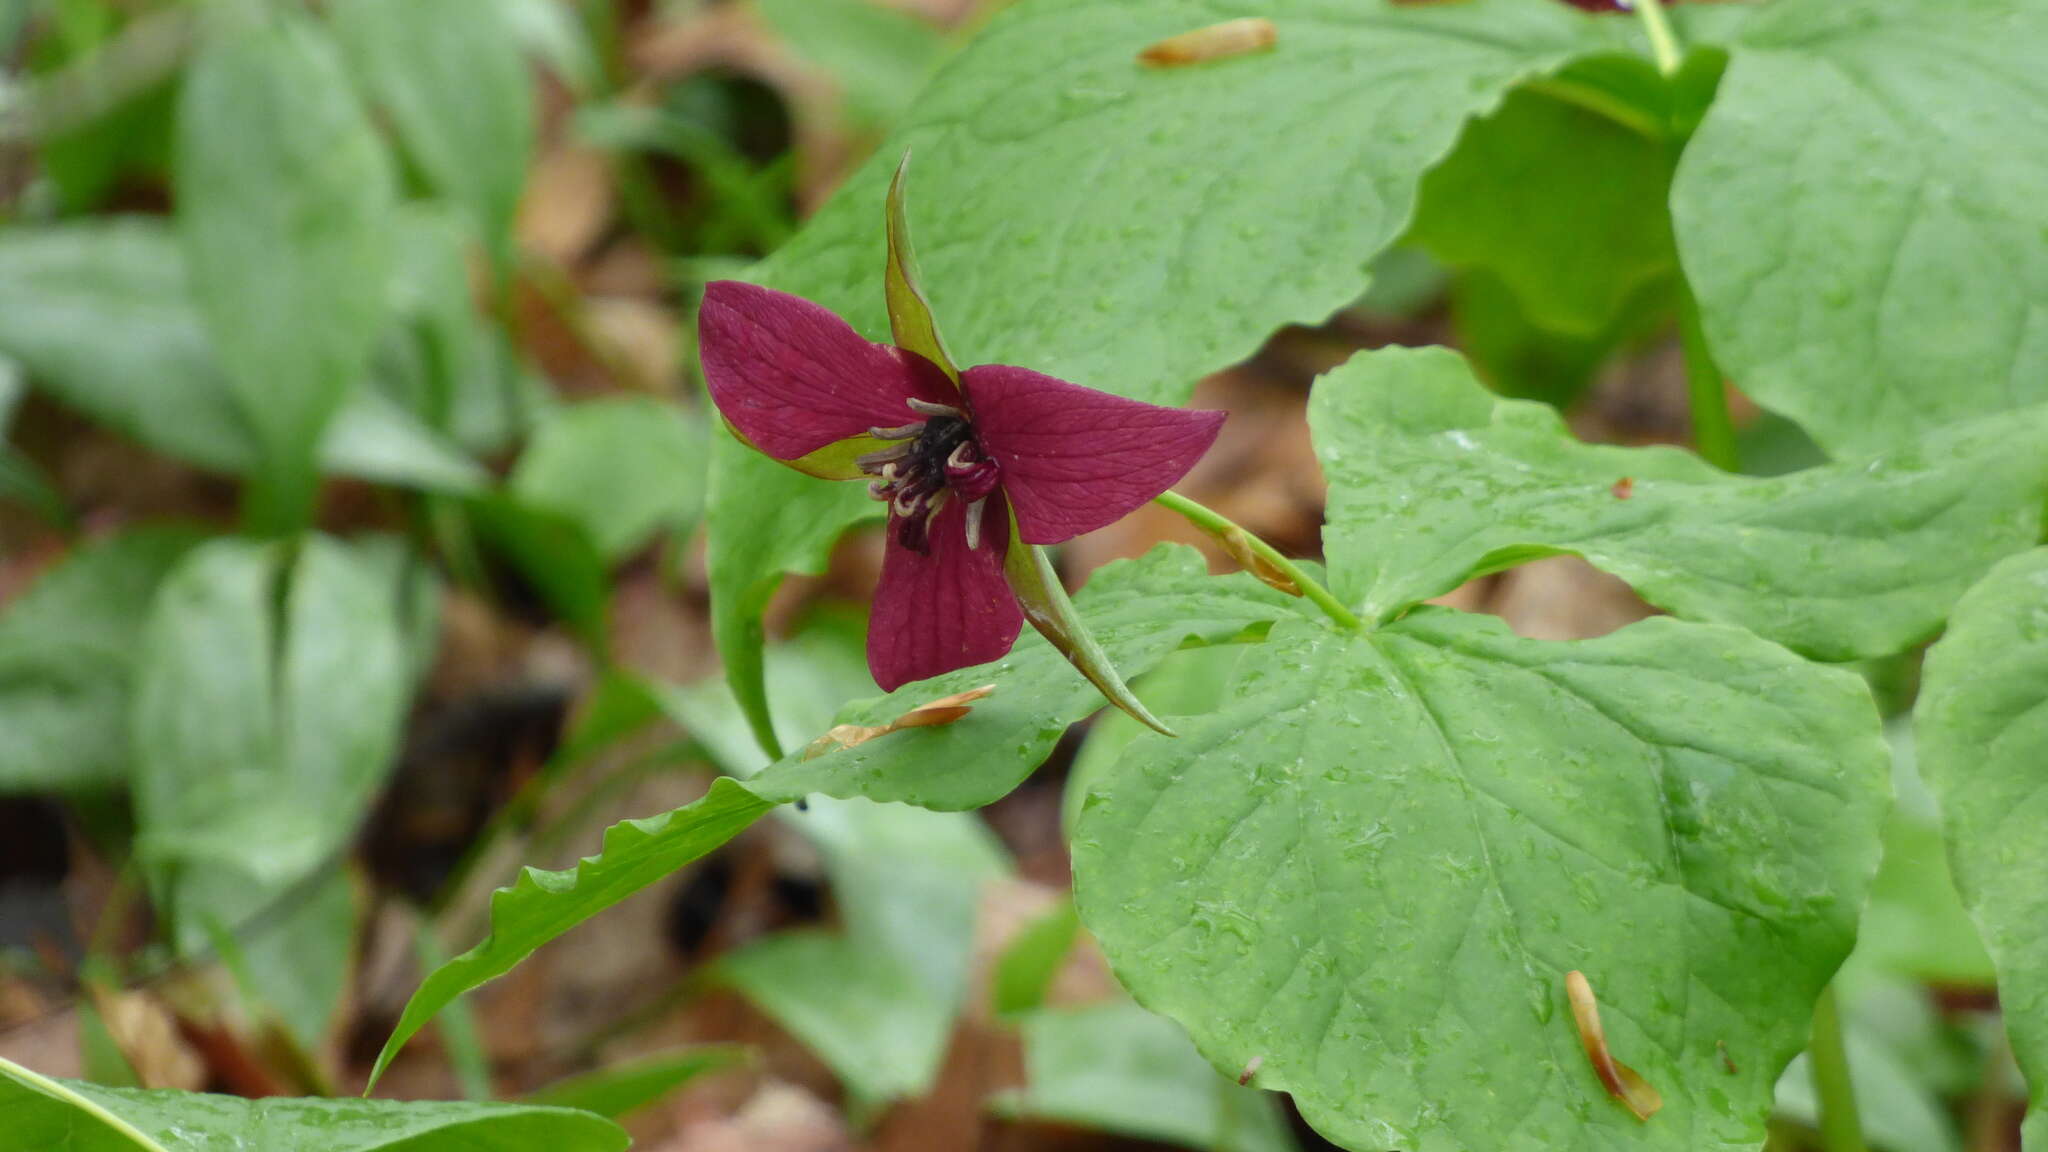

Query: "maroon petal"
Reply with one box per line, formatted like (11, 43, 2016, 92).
(698, 281, 956, 461)
(963, 365, 1226, 545)
(868, 496, 1022, 691)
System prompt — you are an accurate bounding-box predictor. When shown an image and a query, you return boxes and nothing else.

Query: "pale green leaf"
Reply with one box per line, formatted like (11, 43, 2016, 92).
(1673, 0, 2048, 455)
(1917, 548, 2048, 1145)
(0, 1056, 628, 1152)
(1311, 346, 2048, 660)
(993, 1001, 1299, 1152)
(1074, 612, 1888, 1150)
(467, 493, 611, 649)
(511, 396, 708, 561)
(372, 778, 777, 1087)
(746, 545, 1308, 812)
(178, 7, 395, 526)
(523, 1046, 748, 1120)
(332, 0, 533, 260)
(133, 535, 409, 965)
(1854, 724, 1992, 986)
(0, 527, 201, 793)
(0, 219, 484, 491)
(709, 0, 1623, 749)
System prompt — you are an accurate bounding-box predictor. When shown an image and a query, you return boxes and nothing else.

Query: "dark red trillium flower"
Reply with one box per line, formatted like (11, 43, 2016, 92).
(700, 280, 1225, 691)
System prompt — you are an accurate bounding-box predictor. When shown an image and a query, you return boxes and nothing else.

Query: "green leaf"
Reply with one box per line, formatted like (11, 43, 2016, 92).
(379, 204, 523, 455)
(1773, 971, 1967, 1152)
(0, 527, 202, 793)
(746, 545, 1307, 812)
(1311, 346, 2048, 661)
(1672, 0, 2048, 456)
(467, 494, 612, 650)
(523, 1046, 748, 1120)
(371, 777, 777, 1087)
(1853, 724, 1992, 986)
(332, 0, 534, 262)
(1073, 612, 1889, 1150)
(178, 6, 395, 529)
(133, 536, 409, 963)
(236, 868, 357, 1051)
(992, 1001, 1299, 1152)
(757, 0, 945, 127)
(882, 150, 960, 382)
(0, 220, 484, 492)
(1917, 548, 2048, 1145)
(0, 1056, 628, 1152)
(991, 898, 1080, 1017)
(708, 0, 1622, 751)
(706, 428, 879, 758)
(660, 628, 1012, 1104)
(510, 396, 708, 561)
(720, 931, 953, 1107)
(1411, 84, 1677, 336)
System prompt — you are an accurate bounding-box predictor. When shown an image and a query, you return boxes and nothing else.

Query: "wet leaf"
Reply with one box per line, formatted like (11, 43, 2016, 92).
(1312, 346, 2048, 660)
(1673, 0, 2048, 455)
(0, 1056, 626, 1151)
(1074, 612, 1887, 1150)
(1917, 548, 2048, 1146)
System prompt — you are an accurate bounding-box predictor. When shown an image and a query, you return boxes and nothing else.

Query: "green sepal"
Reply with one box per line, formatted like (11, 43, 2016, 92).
(884, 151, 962, 387)
(1002, 521, 1172, 736)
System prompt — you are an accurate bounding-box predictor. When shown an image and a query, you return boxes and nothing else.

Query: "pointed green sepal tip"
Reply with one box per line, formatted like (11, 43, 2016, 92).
(884, 150, 962, 386)
(1003, 531, 1175, 737)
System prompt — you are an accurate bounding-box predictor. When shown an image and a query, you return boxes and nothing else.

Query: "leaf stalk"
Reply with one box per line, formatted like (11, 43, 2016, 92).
(1153, 490, 1363, 630)
(1809, 984, 1869, 1152)
(1632, 0, 1683, 76)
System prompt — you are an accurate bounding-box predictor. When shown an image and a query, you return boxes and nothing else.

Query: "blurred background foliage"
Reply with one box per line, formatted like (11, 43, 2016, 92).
(0, 0, 2012, 1149)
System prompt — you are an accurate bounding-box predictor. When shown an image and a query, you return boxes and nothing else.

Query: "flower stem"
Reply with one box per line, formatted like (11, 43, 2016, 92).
(1154, 490, 1363, 630)
(1809, 984, 1868, 1152)
(1679, 283, 1740, 472)
(1632, 0, 1683, 75)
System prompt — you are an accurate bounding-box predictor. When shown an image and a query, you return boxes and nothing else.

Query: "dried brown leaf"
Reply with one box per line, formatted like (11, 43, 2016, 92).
(802, 685, 995, 759)
(1138, 18, 1277, 67)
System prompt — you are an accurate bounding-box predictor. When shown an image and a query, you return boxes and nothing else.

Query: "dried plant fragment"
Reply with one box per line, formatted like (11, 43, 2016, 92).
(1611, 476, 1635, 500)
(1237, 1055, 1264, 1086)
(1195, 522, 1302, 596)
(1138, 18, 1276, 68)
(803, 685, 996, 759)
(1564, 970, 1663, 1121)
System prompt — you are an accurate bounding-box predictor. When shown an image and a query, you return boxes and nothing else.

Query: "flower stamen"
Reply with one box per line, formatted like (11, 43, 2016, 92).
(906, 398, 966, 420)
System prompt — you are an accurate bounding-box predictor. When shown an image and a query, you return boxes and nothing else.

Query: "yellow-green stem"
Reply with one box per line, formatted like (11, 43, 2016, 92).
(1153, 490, 1363, 630)
(1810, 985, 1868, 1152)
(1633, 0, 1683, 75)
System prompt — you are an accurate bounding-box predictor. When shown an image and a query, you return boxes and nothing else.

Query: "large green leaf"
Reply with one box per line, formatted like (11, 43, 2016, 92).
(992, 1000, 1299, 1152)
(371, 778, 777, 1086)
(1916, 548, 2048, 1145)
(0, 218, 480, 491)
(1672, 0, 2048, 456)
(0, 1056, 626, 1152)
(1073, 612, 1888, 1151)
(1311, 347, 2048, 661)
(511, 396, 708, 561)
(178, 6, 394, 527)
(708, 0, 1625, 747)
(332, 0, 533, 262)
(132, 535, 409, 962)
(746, 545, 1308, 811)
(0, 527, 201, 793)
